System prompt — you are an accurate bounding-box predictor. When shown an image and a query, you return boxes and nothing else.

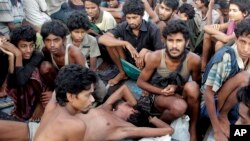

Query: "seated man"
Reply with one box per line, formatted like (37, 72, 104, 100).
(235, 82, 250, 125)
(100, 0, 159, 24)
(98, 0, 164, 86)
(41, 20, 107, 103)
(84, 0, 117, 33)
(200, 18, 250, 140)
(0, 84, 173, 141)
(0, 25, 53, 121)
(177, 3, 195, 22)
(66, 11, 101, 71)
(137, 20, 201, 141)
(100, 0, 125, 23)
(0, 33, 13, 97)
(201, 0, 250, 71)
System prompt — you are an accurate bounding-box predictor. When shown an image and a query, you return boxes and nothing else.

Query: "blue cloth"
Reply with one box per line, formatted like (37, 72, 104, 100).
(202, 46, 240, 85)
(200, 98, 239, 124)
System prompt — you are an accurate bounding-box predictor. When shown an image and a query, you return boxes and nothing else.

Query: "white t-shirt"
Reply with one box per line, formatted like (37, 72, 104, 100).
(23, 0, 51, 26)
(45, 0, 66, 15)
(95, 10, 117, 32)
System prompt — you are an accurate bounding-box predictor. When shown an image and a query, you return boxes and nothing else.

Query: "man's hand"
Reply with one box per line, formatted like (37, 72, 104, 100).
(123, 42, 139, 59)
(214, 131, 228, 141)
(41, 91, 53, 108)
(0, 40, 21, 56)
(161, 85, 178, 96)
(135, 48, 149, 69)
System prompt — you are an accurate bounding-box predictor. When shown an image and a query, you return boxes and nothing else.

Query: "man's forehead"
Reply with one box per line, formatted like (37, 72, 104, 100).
(160, 2, 173, 10)
(167, 32, 185, 38)
(46, 34, 62, 39)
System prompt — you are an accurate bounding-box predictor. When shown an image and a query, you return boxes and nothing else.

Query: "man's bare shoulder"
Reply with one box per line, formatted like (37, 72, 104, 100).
(145, 50, 162, 64)
(35, 110, 86, 141)
(187, 51, 201, 68)
(69, 45, 82, 56)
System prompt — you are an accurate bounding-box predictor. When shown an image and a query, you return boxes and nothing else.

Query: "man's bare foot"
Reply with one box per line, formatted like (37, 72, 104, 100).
(108, 72, 127, 86)
(219, 116, 230, 138)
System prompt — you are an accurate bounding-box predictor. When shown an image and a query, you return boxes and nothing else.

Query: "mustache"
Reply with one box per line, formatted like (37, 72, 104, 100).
(169, 48, 180, 52)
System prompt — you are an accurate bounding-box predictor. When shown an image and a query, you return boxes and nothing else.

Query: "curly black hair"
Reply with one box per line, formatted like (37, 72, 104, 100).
(178, 3, 195, 19)
(235, 18, 250, 38)
(67, 11, 90, 31)
(200, 0, 210, 7)
(55, 64, 97, 106)
(10, 25, 36, 47)
(122, 0, 144, 16)
(159, 0, 179, 11)
(41, 20, 69, 40)
(237, 83, 250, 108)
(162, 19, 190, 40)
(84, 0, 101, 6)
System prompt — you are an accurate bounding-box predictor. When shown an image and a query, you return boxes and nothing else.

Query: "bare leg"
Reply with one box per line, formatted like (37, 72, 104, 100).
(0, 78, 7, 97)
(154, 95, 187, 123)
(183, 81, 200, 141)
(218, 71, 250, 137)
(106, 47, 127, 86)
(0, 120, 29, 141)
(215, 41, 225, 52)
(201, 33, 212, 72)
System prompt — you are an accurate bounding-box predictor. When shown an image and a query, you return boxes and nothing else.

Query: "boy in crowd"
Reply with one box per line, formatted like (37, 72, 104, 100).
(201, 18, 250, 140)
(66, 11, 101, 71)
(41, 20, 107, 103)
(0, 26, 52, 121)
(201, 0, 250, 71)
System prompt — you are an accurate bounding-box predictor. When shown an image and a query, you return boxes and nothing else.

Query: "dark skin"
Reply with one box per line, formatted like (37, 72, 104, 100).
(0, 39, 52, 120)
(0, 85, 173, 141)
(43, 34, 87, 69)
(137, 33, 201, 141)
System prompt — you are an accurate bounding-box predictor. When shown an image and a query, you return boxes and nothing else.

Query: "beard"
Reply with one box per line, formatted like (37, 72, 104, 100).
(166, 46, 185, 60)
(129, 24, 140, 29)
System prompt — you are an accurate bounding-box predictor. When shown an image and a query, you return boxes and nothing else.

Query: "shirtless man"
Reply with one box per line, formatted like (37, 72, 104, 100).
(137, 20, 201, 141)
(34, 64, 97, 141)
(0, 84, 173, 141)
(41, 20, 107, 103)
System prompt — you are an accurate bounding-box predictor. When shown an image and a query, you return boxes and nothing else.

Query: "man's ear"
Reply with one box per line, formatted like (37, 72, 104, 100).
(243, 11, 249, 17)
(66, 93, 74, 102)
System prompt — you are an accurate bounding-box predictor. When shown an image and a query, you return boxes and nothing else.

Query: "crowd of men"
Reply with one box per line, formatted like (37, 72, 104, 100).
(0, 0, 250, 141)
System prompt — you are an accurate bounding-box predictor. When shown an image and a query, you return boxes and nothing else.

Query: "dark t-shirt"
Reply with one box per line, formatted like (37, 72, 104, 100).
(0, 52, 9, 86)
(109, 20, 164, 63)
(7, 51, 44, 88)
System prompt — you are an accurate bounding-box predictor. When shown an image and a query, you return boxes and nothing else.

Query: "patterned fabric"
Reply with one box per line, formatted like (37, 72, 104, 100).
(202, 53, 232, 93)
(7, 68, 46, 121)
(0, 0, 12, 11)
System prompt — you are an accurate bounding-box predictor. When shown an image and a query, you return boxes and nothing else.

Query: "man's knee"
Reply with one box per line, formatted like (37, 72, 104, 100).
(39, 61, 54, 74)
(183, 81, 200, 100)
(170, 99, 187, 117)
(236, 71, 250, 87)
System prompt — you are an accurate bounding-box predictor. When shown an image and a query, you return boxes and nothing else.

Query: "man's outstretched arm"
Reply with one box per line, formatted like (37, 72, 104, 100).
(103, 85, 137, 109)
